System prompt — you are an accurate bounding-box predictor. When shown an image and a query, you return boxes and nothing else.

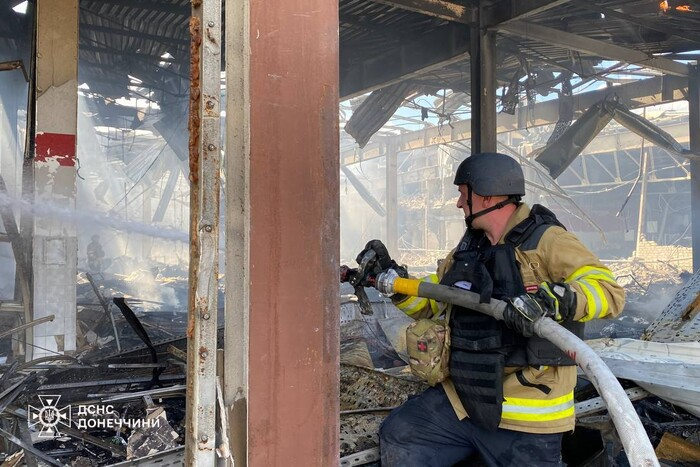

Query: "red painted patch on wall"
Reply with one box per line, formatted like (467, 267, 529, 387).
(35, 132, 76, 166)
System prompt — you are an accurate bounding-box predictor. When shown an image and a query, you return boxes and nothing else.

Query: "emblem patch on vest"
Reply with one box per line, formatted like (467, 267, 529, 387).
(525, 284, 539, 293)
(417, 340, 428, 352)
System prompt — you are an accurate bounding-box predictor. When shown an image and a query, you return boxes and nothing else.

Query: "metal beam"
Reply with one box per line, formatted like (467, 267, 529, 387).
(634, 148, 649, 256)
(0, 426, 63, 467)
(0, 315, 54, 340)
(369, 0, 471, 23)
(498, 21, 690, 77)
(470, 3, 497, 153)
(340, 23, 470, 98)
(470, 24, 482, 153)
(581, 121, 688, 156)
(151, 169, 179, 223)
(341, 166, 386, 216)
(484, 0, 571, 26)
(0, 60, 28, 81)
(184, 0, 221, 464)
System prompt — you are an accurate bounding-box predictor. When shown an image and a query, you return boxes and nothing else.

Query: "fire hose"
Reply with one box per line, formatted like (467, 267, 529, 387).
(372, 272, 660, 467)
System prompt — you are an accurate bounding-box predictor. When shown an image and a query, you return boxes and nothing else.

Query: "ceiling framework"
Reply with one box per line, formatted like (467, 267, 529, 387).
(337, 0, 700, 149)
(78, 0, 191, 101)
(340, 75, 689, 165)
(340, 22, 471, 98)
(1, 0, 697, 132)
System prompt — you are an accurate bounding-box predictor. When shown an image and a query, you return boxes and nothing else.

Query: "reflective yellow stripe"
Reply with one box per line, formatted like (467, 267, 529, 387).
(502, 392, 575, 422)
(575, 280, 600, 321)
(430, 300, 441, 318)
(566, 266, 614, 321)
(567, 265, 616, 283)
(396, 296, 430, 316)
(582, 279, 610, 320)
(539, 282, 561, 319)
(578, 273, 618, 285)
(395, 274, 441, 317)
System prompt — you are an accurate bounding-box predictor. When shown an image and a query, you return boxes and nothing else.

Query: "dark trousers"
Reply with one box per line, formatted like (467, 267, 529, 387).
(379, 386, 564, 467)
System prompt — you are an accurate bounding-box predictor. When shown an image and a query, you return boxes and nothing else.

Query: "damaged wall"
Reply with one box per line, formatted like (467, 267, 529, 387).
(635, 236, 693, 272)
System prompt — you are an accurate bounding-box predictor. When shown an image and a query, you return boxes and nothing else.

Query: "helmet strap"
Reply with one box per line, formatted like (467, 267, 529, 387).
(465, 186, 475, 229)
(465, 194, 520, 229)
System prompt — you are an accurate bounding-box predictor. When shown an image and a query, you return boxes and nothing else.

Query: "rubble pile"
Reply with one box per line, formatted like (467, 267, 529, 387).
(340, 364, 426, 458)
(0, 341, 188, 465)
(339, 296, 426, 460)
(573, 387, 700, 466)
(583, 256, 693, 339)
(0, 271, 201, 465)
(607, 257, 689, 296)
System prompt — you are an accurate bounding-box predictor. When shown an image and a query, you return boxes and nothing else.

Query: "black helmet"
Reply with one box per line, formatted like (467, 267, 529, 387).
(453, 152, 525, 197)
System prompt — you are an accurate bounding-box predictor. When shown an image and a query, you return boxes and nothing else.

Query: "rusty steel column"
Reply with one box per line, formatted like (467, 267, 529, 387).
(185, 0, 222, 464)
(247, 0, 340, 465)
(31, 0, 79, 360)
(689, 66, 700, 271)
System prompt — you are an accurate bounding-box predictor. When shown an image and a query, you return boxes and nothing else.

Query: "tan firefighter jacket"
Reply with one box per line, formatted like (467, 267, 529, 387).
(393, 203, 625, 434)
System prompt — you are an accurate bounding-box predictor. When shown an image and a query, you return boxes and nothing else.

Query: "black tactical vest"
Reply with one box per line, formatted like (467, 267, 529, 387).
(440, 204, 583, 431)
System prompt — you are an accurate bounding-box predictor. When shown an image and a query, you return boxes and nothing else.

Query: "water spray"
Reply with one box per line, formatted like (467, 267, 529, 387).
(0, 191, 188, 242)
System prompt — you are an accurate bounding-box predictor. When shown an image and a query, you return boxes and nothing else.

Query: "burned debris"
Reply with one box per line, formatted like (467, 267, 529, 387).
(0, 272, 208, 465)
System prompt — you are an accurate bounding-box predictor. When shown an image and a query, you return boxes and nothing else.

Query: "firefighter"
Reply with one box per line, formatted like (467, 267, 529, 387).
(358, 152, 625, 466)
(87, 234, 105, 273)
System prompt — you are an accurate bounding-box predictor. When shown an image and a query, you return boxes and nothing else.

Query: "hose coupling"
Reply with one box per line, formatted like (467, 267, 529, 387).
(376, 269, 399, 296)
